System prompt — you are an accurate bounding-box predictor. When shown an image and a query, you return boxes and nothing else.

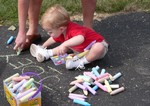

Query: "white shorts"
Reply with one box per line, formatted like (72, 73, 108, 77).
(99, 40, 109, 59)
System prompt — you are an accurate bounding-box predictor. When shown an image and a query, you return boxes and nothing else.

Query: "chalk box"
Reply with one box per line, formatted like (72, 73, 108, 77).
(3, 81, 41, 106)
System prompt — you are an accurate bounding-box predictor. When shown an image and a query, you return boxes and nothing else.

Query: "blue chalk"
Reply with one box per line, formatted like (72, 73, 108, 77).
(112, 72, 122, 81)
(73, 99, 91, 106)
(92, 85, 99, 91)
(7, 36, 14, 44)
(92, 67, 100, 77)
(100, 69, 106, 75)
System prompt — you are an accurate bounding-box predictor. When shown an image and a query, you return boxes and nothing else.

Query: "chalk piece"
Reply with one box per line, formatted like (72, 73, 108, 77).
(94, 81, 108, 92)
(12, 79, 26, 91)
(17, 87, 36, 99)
(68, 85, 78, 93)
(110, 87, 125, 95)
(22, 78, 34, 88)
(100, 69, 106, 75)
(69, 93, 87, 98)
(104, 80, 112, 93)
(98, 75, 110, 83)
(111, 72, 122, 81)
(68, 95, 85, 101)
(83, 84, 96, 95)
(7, 36, 14, 44)
(70, 79, 83, 85)
(83, 89, 88, 95)
(84, 72, 97, 80)
(19, 91, 36, 103)
(109, 84, 119, 89)
(4, 73, 19, 82)
(12, 76, 30, 82)
(17, 48, 22, 55)
(75, 83, 86, 90)
(92, 67, 100, 77)
(92, 85, 99, 91)
(73, 99, 91, 106)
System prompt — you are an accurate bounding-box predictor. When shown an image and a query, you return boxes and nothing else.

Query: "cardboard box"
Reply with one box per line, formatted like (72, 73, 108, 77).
(3, 80, 41, 106)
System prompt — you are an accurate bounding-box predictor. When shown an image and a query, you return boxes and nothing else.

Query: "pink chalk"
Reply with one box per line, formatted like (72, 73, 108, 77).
(94, 81, 108, 92)
(83, 84, 96, 95)
(12, 76, 30, 82)
(97, 73, 109, 80)
(75, 83, 86, 90)
(69, 93, 87, 98)
(68, 95, 85, 101)
(83, 72, 97, 80)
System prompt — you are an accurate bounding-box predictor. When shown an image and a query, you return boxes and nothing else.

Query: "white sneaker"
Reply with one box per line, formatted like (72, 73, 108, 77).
(66, 59, 85, 70)
(30, 44, 50, 62)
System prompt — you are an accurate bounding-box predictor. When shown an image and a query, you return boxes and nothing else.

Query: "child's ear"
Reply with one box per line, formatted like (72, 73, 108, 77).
(60, 26, 66, 32)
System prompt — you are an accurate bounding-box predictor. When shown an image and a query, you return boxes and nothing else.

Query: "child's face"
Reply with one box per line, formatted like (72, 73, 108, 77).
(46, 27, 65, 38)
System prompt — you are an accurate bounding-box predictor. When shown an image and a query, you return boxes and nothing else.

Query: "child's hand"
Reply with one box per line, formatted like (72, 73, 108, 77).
(56, 45, 68, 55)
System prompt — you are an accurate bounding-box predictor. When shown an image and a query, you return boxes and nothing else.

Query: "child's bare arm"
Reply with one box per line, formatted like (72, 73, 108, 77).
(62, 35, 84, 47)
(42, 37, 56, 48)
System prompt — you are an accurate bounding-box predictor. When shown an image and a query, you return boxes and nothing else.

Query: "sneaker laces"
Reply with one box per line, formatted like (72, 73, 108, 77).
(75, 60, 85, 71)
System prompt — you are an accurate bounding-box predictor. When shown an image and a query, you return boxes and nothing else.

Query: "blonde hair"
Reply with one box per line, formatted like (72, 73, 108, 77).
(41, 4, 70, 30)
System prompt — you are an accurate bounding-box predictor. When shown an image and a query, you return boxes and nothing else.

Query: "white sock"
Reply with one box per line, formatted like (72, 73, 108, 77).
(81, 56, 90, 65)
(47, 49, 53, 57)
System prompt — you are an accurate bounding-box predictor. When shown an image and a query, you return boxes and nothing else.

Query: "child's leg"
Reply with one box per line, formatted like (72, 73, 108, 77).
(66, 40, 108, 69)
(85, 40, 108, 62)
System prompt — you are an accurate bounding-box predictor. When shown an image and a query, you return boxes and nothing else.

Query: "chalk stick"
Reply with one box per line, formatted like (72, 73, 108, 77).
(75, 83, 86, 90)
(84, 72, 97, 80)
(92, 85, 99, 91)
(17, 87, 36, 99)
(22, 78, 34, 88)
(7, 36, 14, 44)
(73, 99, 91, 106)
(69, 93, 87, 98)
(17, 48, 22, 55)
(97, 75, 110, 83)
(109, 84, 119, 89)
(94, 81, 108, 92)
(97, 73, 109, 80)
(84, 40, 96, 51)
(19, 91, 36, 103)
(12, 76, 30, 82)
(8, 82, 13, 88)
(4, 73, 19, 82)
(92, 67, 100, 77)
(110, 87, 125, 95)
(83, 84, 96, 95)
(104, 80, 112, 93)
(70, 79, 83, 85)
(76, 50, 89, 58)
(111, 72, 122, 81)
(68, 95, 85, 101)
(68, 85, 78, 93)
(83, 89, 88, 95)
(100, 69, 106, 75)
(13, 79, 26, 91)
(75, 75, 93, 83)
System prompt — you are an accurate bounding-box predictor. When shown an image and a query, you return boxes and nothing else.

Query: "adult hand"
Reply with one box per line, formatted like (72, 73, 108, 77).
(13, 33, 26, 50)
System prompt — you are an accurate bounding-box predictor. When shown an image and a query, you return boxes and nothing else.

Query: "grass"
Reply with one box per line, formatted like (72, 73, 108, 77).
(0, 0, 150, 25)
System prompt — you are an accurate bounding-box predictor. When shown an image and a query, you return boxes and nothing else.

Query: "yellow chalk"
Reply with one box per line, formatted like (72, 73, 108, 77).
(17, 48, 22, 55)
(68, 85, 78, 93)
(76, 50, 89, 58)
(104, 80, 112, 93)
(83, 89, 88, 96)
(19, 91, 36, 103)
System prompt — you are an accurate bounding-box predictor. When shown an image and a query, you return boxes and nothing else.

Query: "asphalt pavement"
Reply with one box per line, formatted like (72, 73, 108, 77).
(0, 11, 150, 106)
